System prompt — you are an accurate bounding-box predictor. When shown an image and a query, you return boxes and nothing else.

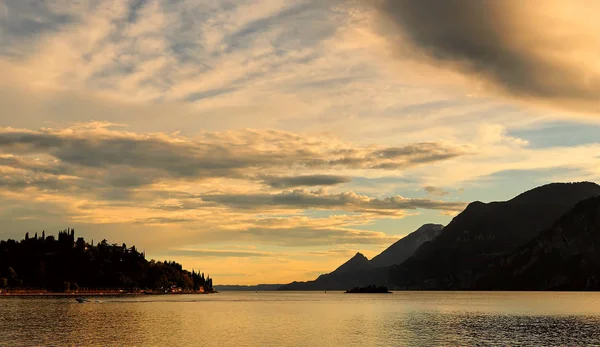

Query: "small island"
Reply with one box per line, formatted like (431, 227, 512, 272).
(345, 285, 391, 293)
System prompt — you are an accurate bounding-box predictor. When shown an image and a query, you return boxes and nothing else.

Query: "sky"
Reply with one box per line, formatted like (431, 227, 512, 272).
(1, 0, 600, 285)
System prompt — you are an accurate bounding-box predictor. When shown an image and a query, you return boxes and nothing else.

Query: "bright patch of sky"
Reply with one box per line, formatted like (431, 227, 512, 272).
(509, 121, 600, 149)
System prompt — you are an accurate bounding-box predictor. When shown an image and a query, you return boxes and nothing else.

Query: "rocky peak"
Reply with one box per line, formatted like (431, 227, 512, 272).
(331, 252, 372, 274)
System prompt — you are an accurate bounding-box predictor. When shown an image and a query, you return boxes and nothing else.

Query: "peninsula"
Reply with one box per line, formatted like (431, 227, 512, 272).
(0, 229, 214, 296)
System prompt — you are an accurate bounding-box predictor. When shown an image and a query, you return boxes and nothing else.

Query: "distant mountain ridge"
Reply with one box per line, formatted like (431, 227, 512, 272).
(279, 223, 444, 290)
(330, 252, 373, 274)
(370, 224, 443, 267)
(281, 181, 600, 291)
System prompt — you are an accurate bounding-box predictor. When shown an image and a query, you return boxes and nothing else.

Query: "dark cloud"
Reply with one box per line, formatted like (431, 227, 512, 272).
(307, 249, 358, 257)
(0, 133, 258, 176)
(166, 249, 275, 258)
(223, 3, 315, 52)
(424, 186, 449, 197)
(371, 0, 600, 113)
(261, 175, 351, 188)
(0, 0, 75, 56)
(0, 172, 72, 192)
(242, 226, 396, 247)
(220, 1, 337, 57)
(330, 142, 465, 169)
(0, 127, 466, 190)
(134, 217, 199, 225)
(0, 196, 80, 222)
(372, 143, 456, 160)
(0, 129, 295, 185)
(0, 156, 68, 176)
(0, 126, 467, 223)
(201, 189, 466, 214)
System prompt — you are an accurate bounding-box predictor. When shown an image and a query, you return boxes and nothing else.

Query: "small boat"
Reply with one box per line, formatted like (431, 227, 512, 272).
(75, 297, 90, 303)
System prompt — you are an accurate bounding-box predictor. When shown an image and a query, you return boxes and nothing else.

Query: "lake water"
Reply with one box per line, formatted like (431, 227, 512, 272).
(2, 291, 600, 346)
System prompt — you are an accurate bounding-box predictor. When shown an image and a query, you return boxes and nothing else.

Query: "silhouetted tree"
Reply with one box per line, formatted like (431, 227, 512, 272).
(7, 267, 17, 280)
(0, 231, 214, 292)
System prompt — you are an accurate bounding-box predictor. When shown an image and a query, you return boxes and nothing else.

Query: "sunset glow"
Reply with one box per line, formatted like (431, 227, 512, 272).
(2, 0, 600, 284)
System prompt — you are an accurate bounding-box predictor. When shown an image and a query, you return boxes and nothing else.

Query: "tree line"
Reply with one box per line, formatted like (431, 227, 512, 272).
(0, 229, 213, 292)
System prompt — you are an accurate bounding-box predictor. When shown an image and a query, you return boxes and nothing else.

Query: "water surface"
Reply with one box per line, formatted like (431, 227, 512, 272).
(2, 291, 600, 346)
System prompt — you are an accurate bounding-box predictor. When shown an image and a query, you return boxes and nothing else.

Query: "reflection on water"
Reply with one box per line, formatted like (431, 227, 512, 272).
(1, 292, 600, 346)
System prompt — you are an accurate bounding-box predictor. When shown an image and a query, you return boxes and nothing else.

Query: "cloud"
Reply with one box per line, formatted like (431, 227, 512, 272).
(129, 214, 401, 248)
(369, 0, 600, 114)
(167, 214, 405, 248)
(134, 217, 199, 225)
(0, 126, 268, 180)
(424, 186, 449, 197)
(307, 249, 358, 257)
(0, 0, 76, 56)
(0, 123, 468, 249)
(0, 124, 466, 191)
(167, 248, 276, 258)
(241, 226, 397, 247)
(201, 189, 466, 215)
(329, 142, 466, 169)
(261, 174, 351, 188)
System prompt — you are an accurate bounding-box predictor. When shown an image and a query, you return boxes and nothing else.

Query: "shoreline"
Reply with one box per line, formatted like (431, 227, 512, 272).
(0, 291, 217, 297)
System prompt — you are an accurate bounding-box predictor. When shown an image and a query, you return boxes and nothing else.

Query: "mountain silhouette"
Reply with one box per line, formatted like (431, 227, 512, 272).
(387, 182, 600, 289)
(509, 182, 600, 206)
(332, 252, 373, 274)
(370, 224, 443, 267)
(476, 196, 600, 290)
(279, 252, 383, 290)
(280, 224, 443, 290)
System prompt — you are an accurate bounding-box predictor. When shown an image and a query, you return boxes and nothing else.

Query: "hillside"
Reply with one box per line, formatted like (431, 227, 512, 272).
(387, 182, 600, 289)
(476, 196, 600, 290)
(509, 182, 600, 206)
(331, 252, 374, 274)
(370, 224, 443, 267)
(0, 229, 213, 292)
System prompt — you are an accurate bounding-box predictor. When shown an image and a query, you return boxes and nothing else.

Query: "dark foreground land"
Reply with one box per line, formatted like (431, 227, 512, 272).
(0, 229, 214, 294)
